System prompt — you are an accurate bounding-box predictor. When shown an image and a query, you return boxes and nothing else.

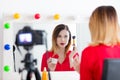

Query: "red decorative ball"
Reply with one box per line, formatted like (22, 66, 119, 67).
(34, 13, 40, 19)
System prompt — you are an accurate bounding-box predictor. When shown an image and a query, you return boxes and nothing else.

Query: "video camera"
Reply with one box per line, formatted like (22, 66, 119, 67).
(15, 26, 47, 47)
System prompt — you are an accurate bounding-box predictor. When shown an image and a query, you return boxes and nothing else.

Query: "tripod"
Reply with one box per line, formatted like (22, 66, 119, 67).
(19, 46, 41, 80)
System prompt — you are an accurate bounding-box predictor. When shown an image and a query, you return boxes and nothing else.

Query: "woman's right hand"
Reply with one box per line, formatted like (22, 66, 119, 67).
(47, 57, 57, 71)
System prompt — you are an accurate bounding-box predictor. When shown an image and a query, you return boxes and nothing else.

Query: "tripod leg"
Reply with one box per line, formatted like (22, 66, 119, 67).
(26, 70, 32, 80)
(34, 68, 41, 80)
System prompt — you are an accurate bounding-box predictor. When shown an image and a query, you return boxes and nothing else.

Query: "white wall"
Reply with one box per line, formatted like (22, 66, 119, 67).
(1, 0, 120, 80)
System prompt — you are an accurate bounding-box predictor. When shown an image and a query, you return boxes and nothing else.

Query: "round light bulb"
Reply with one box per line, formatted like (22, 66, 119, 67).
(4, 44, 10, 50)
(13, 13, 20, 19)
(34, 13, 40, 19)
(4, 65, 10, 72)
(4, 23, 10, 29)
(54, 14, 60, 20)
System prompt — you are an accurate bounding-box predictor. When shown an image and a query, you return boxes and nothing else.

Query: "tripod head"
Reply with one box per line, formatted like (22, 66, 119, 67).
(22, 46, 36, 70)
(21, 52, 37, 71)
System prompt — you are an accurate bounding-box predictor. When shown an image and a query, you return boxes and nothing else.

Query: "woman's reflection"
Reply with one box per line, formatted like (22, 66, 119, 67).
(41, 24, 79, 71)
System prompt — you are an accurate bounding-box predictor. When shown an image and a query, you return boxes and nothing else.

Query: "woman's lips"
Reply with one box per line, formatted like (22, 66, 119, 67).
(60, 43, 65, 45)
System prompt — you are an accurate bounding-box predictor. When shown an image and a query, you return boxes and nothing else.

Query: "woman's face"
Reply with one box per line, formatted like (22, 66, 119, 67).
(56, 29, 69, 49)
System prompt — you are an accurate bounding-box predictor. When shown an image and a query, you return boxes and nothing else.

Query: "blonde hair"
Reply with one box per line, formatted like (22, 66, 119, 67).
(50, 24, 71, 55)
(89, 6, 120, 46)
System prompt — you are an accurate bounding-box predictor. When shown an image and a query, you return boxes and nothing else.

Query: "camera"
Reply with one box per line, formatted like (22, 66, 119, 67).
(15, 26, 47, 46)
(14, 26, 47, 80)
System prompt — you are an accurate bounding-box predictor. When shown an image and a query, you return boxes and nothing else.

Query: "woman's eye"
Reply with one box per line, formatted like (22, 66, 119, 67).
(64, 35, 68, 38)
(58, 35, 61, 38)
(57, 35, 68, 38)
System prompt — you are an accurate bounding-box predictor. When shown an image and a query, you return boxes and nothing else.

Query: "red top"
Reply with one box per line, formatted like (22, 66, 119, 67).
(80, 44, 120, 80)
(41, 50, 79, 71)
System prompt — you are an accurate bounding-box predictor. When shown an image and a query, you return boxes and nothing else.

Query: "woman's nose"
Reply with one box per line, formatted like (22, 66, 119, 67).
(61, 37, 65, 41)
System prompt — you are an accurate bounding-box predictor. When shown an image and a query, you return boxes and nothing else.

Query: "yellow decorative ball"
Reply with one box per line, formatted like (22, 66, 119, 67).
(13, 13, 20, 19)
(54, 14, 60, 20)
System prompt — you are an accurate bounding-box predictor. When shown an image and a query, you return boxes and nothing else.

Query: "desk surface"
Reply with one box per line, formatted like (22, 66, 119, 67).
(50, 71, 79, 80)
(3, 71, 79, 80)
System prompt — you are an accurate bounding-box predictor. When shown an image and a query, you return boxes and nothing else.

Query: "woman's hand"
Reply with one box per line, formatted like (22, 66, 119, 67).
(69, 47, 80, 73)
(73, 56, 80, 73)
(47, 57, 57, 71)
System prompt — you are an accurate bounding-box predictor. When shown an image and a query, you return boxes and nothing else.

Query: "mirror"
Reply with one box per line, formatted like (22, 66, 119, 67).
(12, 22, 77, 72)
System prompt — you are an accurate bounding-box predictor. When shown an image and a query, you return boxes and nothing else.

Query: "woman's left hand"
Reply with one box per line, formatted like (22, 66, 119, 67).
(73, 55, 80, 73)
(69, 47, 80, 73)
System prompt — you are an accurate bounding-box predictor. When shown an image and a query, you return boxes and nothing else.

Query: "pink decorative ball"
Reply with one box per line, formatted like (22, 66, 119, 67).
(34, 13, 40, 19)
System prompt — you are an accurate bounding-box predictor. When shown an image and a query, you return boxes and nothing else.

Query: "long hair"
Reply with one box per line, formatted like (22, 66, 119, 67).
(50, 24, 71, 55)
(89, 6, 120, 46)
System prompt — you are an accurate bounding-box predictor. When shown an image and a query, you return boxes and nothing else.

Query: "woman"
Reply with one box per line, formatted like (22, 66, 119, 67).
(41, 24, 79, 71)
(80, 6, 120, 80)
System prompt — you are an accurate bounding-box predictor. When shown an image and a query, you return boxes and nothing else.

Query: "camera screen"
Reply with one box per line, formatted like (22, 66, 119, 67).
(18, 33, 32, 45)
